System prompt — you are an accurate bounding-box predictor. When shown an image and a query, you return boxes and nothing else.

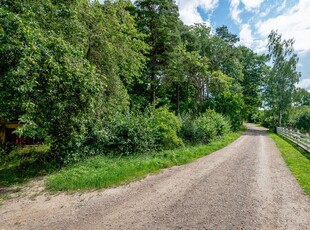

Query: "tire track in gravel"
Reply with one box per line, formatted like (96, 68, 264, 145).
(0, 124, 309, 229)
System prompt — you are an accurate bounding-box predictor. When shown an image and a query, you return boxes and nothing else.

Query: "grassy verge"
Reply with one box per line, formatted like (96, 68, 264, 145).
(46, 131, 244, 192)
(269, 133, 310, 196)
(0, 145, 57, 186)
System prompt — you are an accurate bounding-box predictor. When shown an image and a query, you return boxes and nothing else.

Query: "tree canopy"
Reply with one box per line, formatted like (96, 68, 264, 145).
(0, 0, 301, 162)
(263, 30, 300, 127)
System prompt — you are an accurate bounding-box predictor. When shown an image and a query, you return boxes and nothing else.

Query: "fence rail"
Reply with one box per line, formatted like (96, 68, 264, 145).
(276, 127, 310, 152)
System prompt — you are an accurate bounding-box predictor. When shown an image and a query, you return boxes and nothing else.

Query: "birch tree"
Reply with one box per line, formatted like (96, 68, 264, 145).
(264, 30, 300, 126)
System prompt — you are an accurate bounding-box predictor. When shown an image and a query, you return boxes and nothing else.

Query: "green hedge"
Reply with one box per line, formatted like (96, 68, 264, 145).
(180, 110, 231, 144)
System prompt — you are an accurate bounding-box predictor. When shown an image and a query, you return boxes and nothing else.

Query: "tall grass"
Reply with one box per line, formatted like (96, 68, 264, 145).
(46, 131, 243, 191)
(269, 133, 310, 196)
(0, 145, 56, 186)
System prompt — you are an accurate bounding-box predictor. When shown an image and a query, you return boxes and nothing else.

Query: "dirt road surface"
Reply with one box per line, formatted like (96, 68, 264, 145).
(1, 124, 310, 229)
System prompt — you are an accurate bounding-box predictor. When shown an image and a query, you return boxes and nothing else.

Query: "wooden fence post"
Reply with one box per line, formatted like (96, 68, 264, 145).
(306, 133, 309, 151)
(297, 130, 300, 144)
(278, 127, 309, 153)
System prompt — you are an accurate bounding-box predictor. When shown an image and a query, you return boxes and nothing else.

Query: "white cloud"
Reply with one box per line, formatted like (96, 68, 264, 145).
(239, 24, 253, 47)
(178, 8, 204, 25)
(229, 0, 264, 25)
(252, 39, 268, 54)
(177, 0, 219, 25)
(256, 0, 310, 54)
(230, 0, 242, 24)
(297, 78, 310, 90)
(241, 0, 265, 11)
(276, 0, 287, 13)
(239, 24, 267, 54)
(259, 6, 271, 18)
(117, 0, 217, 26)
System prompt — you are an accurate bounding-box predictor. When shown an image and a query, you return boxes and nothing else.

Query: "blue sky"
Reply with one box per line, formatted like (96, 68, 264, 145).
(175, 0, 310, 90)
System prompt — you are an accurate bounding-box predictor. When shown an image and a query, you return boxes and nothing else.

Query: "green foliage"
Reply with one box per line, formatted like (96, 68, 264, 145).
(94, 111, 157, 156)
(135, 0, 182, 104)
(180, 110, 231, 144)
(264, 30, 300, 126)
(0, 143, 16, 161)
(212, 111, 231, 136)
(269, 133, 310, 196)
(0, 0, 275, 166)
(294, 88, 310, 107)
(239, 46, 267, 121)
(152, 107, 184, 149)
(0, 0, 150, 164)
(0, 145, 55, 186)
(0, 7, 100, 163)
(259, 109, 277, 129)
(81, 0, 149, 116)
(46, 131, 242, 191)
(289, 106, 310, 132)
(294, 112, 310, 132)
(215, 25, 239, 45)
(215, 91, 244, 130)
(80, 107, 183, 159)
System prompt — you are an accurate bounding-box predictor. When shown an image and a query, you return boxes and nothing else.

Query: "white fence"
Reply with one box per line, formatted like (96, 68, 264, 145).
(276, 127, 310, 152)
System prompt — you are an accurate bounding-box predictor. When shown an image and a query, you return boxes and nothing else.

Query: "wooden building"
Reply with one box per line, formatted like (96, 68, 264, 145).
(0, 119, 22, 144)
(0, 120, 41, 145)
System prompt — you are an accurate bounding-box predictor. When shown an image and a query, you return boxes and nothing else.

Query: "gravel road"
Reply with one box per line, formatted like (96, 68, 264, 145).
(1, 124, 310, 229)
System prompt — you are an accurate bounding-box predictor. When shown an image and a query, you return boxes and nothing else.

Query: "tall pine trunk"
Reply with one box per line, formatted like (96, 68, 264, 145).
(151, 74, 156, 105)
(176, 84, 180, 115)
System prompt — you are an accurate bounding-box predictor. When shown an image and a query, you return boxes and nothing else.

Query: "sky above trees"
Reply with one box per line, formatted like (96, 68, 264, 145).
(176, 0, 310, 90)
(123, 0, 308, 90)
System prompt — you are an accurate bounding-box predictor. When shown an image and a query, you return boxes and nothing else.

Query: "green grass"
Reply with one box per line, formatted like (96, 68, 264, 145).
(46, 131, 244, 191)
(269, 133, 310, 196)
(0, 145, 58, 186)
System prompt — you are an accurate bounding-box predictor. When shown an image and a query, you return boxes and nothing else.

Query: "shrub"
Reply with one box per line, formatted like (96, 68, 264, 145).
(180, 110, 231, 144)
(209, 110, 231, 136)
(152, 107, 184, 149)
(87, 111, 157, 156)
(0, 142, 16, 162)
(291, 107, 310, 132)
(82, 107, 183, 157)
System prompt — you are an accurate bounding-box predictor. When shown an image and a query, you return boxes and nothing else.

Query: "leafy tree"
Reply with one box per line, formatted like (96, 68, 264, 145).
(294, 88, 310, 106)
(76, 0, 149, 117)
(207, 27, 243, 84)
(135, 0, 182, 104)
(152, 106, 184, 149)
(289, 106, 310, 132)
(264, 30, 301, 126)
(164, 43, 210, 113)
(239, 46, 268, 121)
(0, 7, 100, 161)
(216, 25, 239, 46)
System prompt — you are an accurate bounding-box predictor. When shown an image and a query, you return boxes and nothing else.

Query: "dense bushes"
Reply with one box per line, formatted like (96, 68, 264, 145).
(152, 107, 184, 149)
(259, 108, 310, 132)
(78, 107, 184, 159)
(293, 112, 310, 132)
(259, 106, 310, 132)
(0, 143, 16, 162)
(290, 107, 310, 132)
(61, 108, 230, 163)
(0, 107, 231, 165)
(95, 111, 157, 156)
(180, 110, 231, 144)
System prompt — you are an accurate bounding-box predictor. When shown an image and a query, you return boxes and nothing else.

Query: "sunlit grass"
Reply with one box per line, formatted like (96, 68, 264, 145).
(269, 133, 310, 197)
(46, 131, 244, 191)
(0, 145, 57, 186)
